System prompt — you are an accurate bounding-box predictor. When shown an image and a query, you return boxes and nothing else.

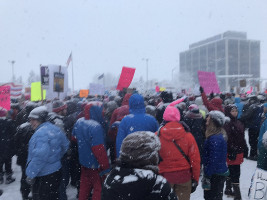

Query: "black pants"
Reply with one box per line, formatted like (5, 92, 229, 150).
(248, 128, 259, 157)
(32, 169, 62, 200)
(69, 142, 81, 189)
(228, 165, 240, 184)
(20, 165, 31, 199)
(0, 157, 12, 174)
(204, 175, 226, 200)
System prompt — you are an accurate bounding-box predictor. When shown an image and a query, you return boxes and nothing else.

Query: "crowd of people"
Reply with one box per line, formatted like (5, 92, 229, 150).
(0, 86, 267, 200)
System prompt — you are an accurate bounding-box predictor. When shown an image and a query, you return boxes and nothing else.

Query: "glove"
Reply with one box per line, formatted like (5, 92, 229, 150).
(210, 91, 214, 99)
(228, 153, 237, 160)
(199, 86, 204, 93)
(182, 95, 188, 102)
(191, 179, 198, 193)
(201, 177, 211, 190)
(26, 177, 35, 185)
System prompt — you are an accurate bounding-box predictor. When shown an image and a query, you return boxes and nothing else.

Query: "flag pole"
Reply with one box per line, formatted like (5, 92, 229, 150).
(103, 74, 105, 90)
(71, 53, 74, 94)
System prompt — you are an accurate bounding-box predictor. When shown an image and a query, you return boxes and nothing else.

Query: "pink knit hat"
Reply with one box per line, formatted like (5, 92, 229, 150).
(163, 97, 184, 122)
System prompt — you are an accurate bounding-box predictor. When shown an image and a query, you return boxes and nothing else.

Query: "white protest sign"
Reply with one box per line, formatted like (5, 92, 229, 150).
(89, 83, 104, 95)
(249, 168, 267, 200)
(40, 65, 68, 100)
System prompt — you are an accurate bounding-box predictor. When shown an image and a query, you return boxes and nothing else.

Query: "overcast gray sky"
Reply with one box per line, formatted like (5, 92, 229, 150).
(0, 0, 266, 90)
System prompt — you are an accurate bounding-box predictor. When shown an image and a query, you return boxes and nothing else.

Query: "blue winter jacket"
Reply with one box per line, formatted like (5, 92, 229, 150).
(72, 118, 106, 169)
(26, 122, 69, 178)
(235, 97, 244, 119)
(258, 112, 267, 149)
(203, 133, 228, 177)
(116, 94, 159, 157)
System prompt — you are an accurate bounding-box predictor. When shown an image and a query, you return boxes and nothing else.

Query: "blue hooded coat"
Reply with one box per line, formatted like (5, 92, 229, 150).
(116, 94, 159, 157)
(72, 102, 109, 171)
(26, 122, 69, 178)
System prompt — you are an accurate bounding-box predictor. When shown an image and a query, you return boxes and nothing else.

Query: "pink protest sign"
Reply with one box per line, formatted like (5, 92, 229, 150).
(155, 86, 160, 92)
(198, 71, 220, 94)
(247, 87, 253, 94)
(0, 86, 11, 110)
(116, 66, 136, 91)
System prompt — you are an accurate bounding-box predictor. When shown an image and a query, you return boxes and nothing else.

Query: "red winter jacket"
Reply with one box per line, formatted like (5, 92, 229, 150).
(201, 92, 224, 113)
(157, 122, 201, 182)
(109, 94, 131, 126)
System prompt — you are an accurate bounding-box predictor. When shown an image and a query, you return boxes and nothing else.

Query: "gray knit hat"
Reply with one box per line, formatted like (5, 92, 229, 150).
(119, 131, 161, 171)
(28, 106, 48, 122)
(208, 110, 230, 127)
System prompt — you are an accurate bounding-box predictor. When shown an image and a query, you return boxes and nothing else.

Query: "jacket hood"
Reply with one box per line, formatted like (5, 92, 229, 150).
(234, 97, 241, 104)
(159, 122, 187, 141)
(129, 94, 145, 114)
(122, 93, 132, 106)
(210, 97, 223, 109)
(84, 101, 104, 124)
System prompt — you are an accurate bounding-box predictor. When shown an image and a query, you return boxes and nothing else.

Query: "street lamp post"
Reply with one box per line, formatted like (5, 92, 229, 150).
(8, 60, 15, 82)
(142, 58, 149, 90)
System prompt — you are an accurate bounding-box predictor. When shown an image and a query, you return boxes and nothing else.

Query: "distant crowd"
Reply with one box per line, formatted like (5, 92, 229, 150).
(0, 87, 267, 200)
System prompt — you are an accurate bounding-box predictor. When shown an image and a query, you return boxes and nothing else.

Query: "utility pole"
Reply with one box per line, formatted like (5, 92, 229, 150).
(8, 60, 15, 82)
(142, 58, 149, 90)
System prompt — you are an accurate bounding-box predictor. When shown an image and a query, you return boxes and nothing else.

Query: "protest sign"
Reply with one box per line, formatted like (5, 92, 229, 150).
(53, 72, 64, 92)
(155, 86, 160, 93)
(80, 89, 89, 98)
(89, 83, 104, 95)
(249, 168, 267, 199)
(0, 86, 11, 110)
(31, 82, 42, 101)
(247, 87, 253, 94)
(116, 67, 135, 91)
(198, 71, 220, 94)
(160, 87, 166, 91)
(40, 65, 68, 100)
(40, 66, 49, 86)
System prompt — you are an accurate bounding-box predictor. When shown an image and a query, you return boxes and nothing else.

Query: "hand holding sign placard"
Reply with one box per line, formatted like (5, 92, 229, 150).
(198, 71, 220, 94)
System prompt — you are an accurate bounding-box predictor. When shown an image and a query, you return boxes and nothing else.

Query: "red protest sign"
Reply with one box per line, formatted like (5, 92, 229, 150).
(198, 71, 220, 94)
(0, 86, 11, 110)
(116, 66, 136, 91)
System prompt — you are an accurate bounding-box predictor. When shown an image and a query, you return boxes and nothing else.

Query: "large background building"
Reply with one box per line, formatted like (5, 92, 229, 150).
(179, 31, 260, 92)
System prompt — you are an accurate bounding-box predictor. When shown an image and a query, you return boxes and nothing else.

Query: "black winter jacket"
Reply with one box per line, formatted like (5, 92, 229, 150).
(102, 166, 177, 200)
(0, 118, 16, 161)
(14, 122, 34, 167)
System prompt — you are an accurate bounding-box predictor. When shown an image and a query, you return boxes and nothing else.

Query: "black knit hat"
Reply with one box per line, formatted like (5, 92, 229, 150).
(52, 100, 67, 113)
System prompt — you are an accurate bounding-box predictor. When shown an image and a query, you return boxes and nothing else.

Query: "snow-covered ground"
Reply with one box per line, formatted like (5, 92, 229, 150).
(0, 131, 257, 200)
(0, 157, 257, 200)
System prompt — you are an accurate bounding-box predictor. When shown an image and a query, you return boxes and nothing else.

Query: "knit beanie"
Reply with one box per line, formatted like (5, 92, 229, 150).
(52, 100, 67, 113)
(28, 106, 48, 122)
(105, 101, 118, 115)
(119, 131, 161, 171)
(163, 97, 184, 122)
(208, 110, 230, 127)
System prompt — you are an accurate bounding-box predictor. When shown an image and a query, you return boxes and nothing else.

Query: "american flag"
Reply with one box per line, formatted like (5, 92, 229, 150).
(66, 52, 72, 67)
(1, 82, 23, 98)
